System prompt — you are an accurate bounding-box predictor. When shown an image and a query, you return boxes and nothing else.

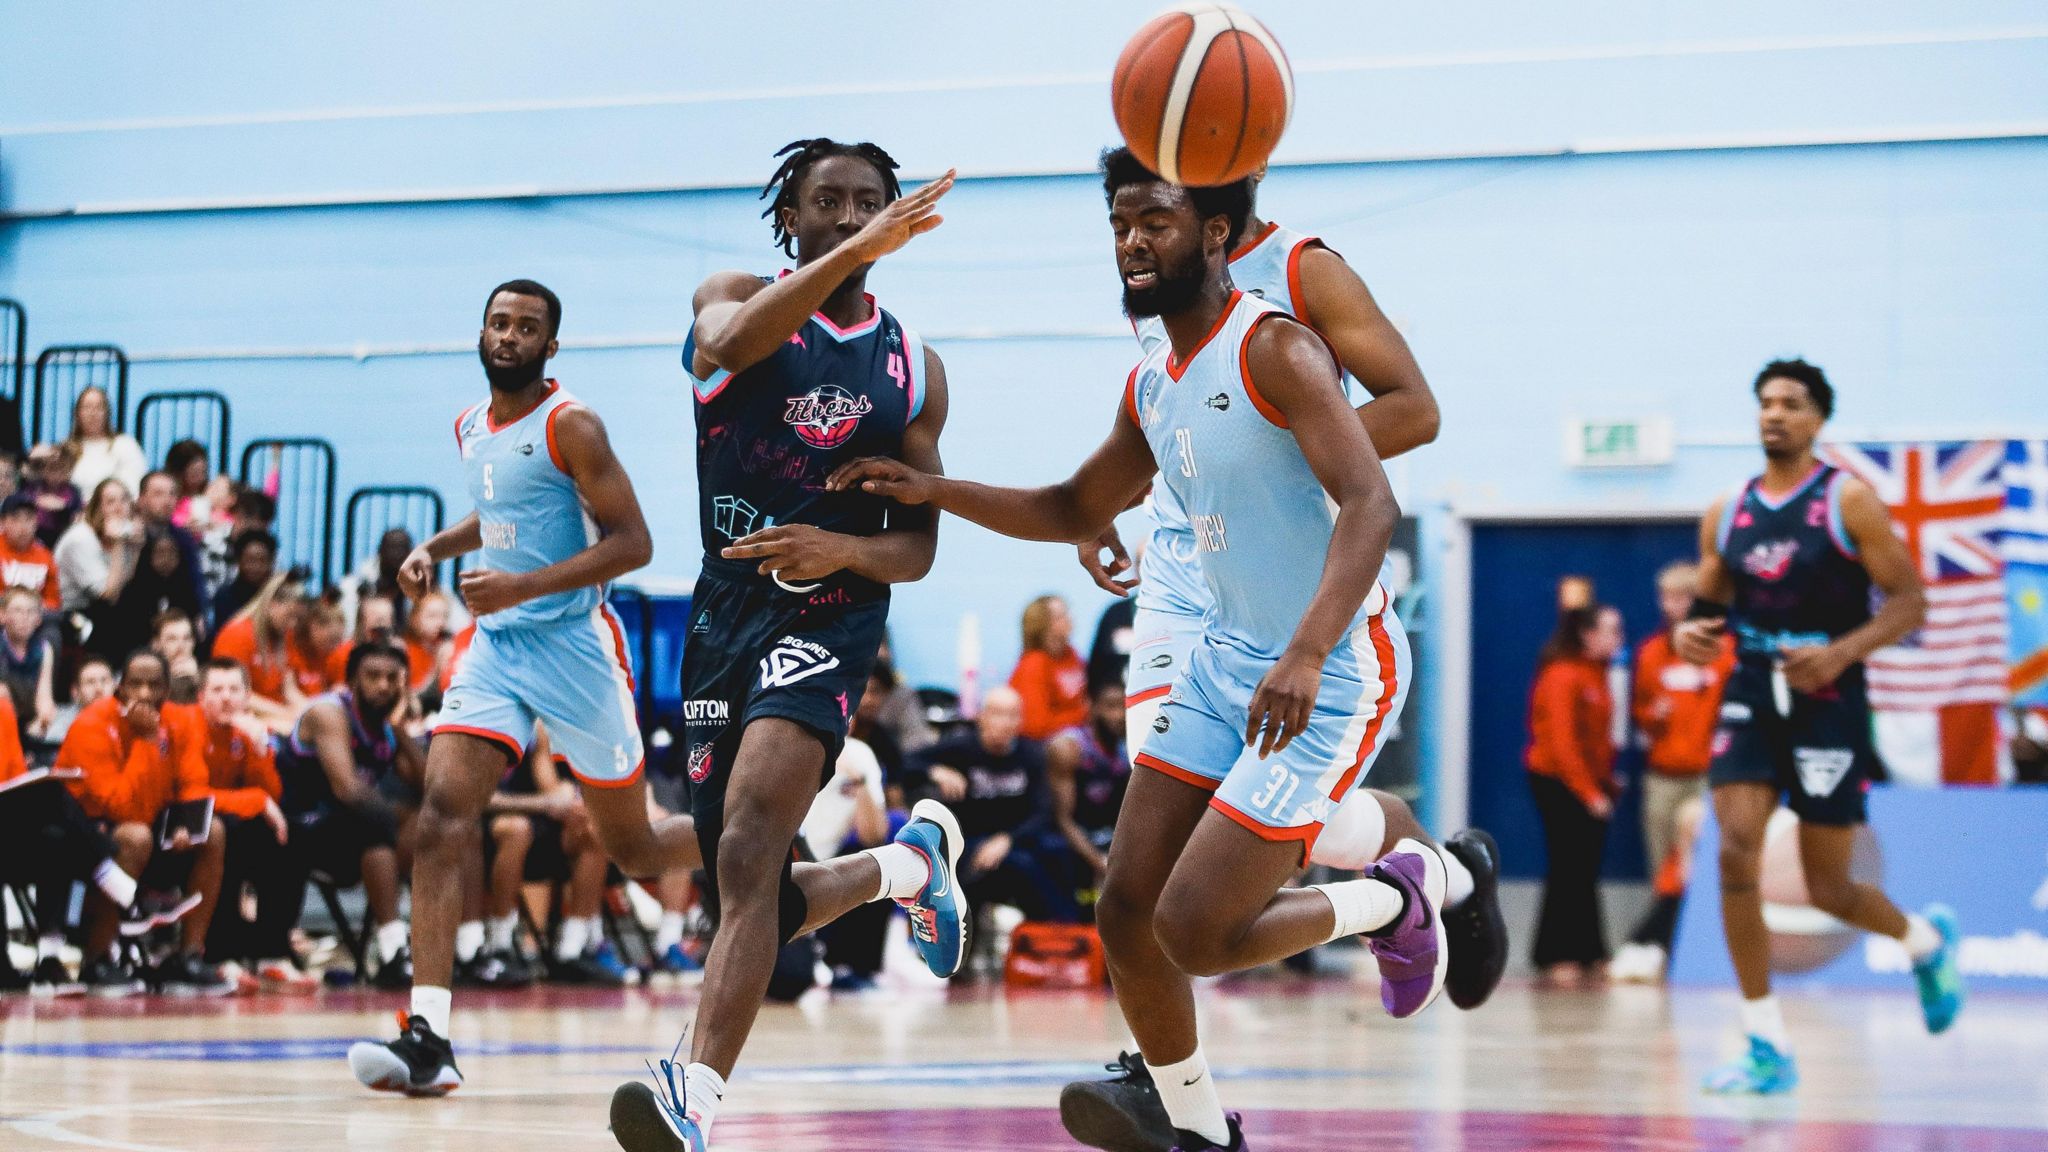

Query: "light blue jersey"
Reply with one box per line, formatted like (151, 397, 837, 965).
(455, 380, 602, 632)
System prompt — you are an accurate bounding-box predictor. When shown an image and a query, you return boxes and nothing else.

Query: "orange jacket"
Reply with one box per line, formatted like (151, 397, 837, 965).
(203, 718, 281, 819)
(1010, 647, 1090, 741)
(212, 616, 291, 701)
(0, 537, 61, 610)
(59, 697, 213, 826)
(0, 691, 26, 782)
(1524, 656, 1615, 811)
(1632, 631, 1736, 776)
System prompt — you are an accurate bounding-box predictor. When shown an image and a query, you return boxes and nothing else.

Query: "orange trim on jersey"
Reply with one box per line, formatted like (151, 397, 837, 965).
(485, 379, 560, 433)
(1229, 220, 1280, 262)
(545, 400, 582, 473)
(1209, 795, 1321, 866)
(567, 759, 645, 790)
(454, 402, 480, 451)
(601, 605, 638, 694)
(1126, 684, 1171, 706)
(1134, 751, 1219, 792)
(1328, 614, 1400, 803)
(434, 724, 525, 763)
(1284, 236, 1320, 320)
(1166, 290, 1243, 382)
(1121, 365, 1143, 427)
(1238, 312, 1290, 428)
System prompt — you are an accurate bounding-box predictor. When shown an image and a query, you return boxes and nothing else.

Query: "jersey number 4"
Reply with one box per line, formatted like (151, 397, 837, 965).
(886, 352, 908, 392)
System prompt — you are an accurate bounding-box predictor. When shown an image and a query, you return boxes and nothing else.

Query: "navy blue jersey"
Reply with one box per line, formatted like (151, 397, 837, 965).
(684, 281, 926, 598)
(277, 691, 399, 812)
(1714, 463, 1874, 663)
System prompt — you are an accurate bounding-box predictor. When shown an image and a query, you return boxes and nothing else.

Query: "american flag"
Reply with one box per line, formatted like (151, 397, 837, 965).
(1824, 441, 2009, 710)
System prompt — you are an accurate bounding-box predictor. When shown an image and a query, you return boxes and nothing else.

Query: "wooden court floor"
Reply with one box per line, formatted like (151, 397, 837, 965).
(4, 974, 2047, 1151)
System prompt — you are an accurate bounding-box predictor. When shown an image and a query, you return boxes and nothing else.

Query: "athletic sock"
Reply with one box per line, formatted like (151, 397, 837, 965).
(37, 933, 64, 961)
(1740, 995, 1792, 1051)
(1308, 878, 1407, 942)
(1901, 914, 1941, 963)
(556, 916, 592, 962)
(682, 1062, 726, 1136)
(862, 842, 932, 902)
(1149, 1047, 1230, 1148)
(1438, 846, 1475, 910)
(486, 913, 519, 953)
(93, 859, 137, 908)
(580, 916, 604, 950)
(655, 911, 686, 953)
(455, 920, 484, 964)
(375, 919, 409, 964)
(411, 985, 452, 1037)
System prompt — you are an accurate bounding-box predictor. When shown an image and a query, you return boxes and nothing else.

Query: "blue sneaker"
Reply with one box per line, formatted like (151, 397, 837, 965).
(895, 799, 967, 978)
(610, 1049, 708, 1152)
(655, 943, 702, 976)
(1701, 1035, 1799, 1095)
(1913, 904, 1965, 1035)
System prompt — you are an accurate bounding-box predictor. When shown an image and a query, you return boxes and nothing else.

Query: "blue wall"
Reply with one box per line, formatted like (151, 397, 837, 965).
(5, 2, 2046, 721)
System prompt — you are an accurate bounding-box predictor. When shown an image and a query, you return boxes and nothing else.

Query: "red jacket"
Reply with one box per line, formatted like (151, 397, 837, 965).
(59, 698, 212, 826)
(204, 718, 282, 819)
(1632, 631, 1736, 776)
(1525, 656, 1615, 811)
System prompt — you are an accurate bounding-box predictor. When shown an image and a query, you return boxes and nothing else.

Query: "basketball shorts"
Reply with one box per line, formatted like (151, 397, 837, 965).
(1135, 610, 1411, 864)
(1124, 604, 1204, 750)
(435, 607, 645, 788)
(679, 571, 887, 939)
(1708, 659, 1873, 826)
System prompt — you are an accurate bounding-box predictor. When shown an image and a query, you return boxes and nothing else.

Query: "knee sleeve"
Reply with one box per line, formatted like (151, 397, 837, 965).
(1309, 789, 1389, 870)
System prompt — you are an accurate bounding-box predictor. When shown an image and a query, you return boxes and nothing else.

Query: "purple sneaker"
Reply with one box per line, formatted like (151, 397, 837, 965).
(1169, 1112, 1246, 1151)
(1365, 846, 1449, 1019)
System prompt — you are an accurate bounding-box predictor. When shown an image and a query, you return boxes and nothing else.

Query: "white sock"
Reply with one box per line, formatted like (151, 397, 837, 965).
(1149, 1047, 1229, 1147)
(682, 1062, 726, 1136)
(93, 859, 137, 908)
(556, 915, 592, 961)
(1740, 995, 1791, 1051)
(487, 913, 519, 952)
(38, 933, 64, 961)
(656, 911, 686, 953)
(862, 842, 932, 901)
(455, 920, 484, 963)
(1438, 846, 1474, 910)
(1901, 914, 1941, 963)
(1309, 878, 1407, 942)
(411, 985, 452, 1036)
(376, 919, 409, 964)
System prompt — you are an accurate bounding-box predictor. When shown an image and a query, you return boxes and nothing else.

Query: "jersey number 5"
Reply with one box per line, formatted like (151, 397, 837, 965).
(483, 463, 494, 501)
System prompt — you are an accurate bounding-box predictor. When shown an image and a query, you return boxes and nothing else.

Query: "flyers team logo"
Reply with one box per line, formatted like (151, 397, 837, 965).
(785, 385, 874, 449)
(1743, 538, 1800, 581)
(687, 744, 715, 783)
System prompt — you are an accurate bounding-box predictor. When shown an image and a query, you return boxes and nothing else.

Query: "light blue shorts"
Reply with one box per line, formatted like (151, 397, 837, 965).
(435, 606, 645, 788)
(1126, 604, 1205, 723)
(1134, 611, 1411, 862)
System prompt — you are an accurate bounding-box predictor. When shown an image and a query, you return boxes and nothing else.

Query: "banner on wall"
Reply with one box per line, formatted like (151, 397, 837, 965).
(2006, 440, 2048, 707)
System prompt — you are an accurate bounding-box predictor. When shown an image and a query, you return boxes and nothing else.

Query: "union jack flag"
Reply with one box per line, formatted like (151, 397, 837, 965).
(1824, 441, 2008, 711)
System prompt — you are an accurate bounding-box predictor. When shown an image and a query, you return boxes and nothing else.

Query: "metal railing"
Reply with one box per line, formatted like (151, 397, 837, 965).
(0, 300, 23, 454)
(135, 390, 233, 474)
(343, 485, 447, 591)
(240, 438, 337, 586)
(32, 344, 129, 445)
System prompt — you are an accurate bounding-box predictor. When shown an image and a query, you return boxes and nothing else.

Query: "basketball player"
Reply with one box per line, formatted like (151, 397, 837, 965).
(1678, 359, 1963, 1094)
(1061, 164, 1507, 1152)
(349, 279, 706, 1096)
(606, 141, 968, 1152)
(831, 149, 1450, 1152)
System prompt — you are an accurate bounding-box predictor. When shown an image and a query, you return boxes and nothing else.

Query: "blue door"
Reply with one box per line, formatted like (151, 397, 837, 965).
(1467, 518, 1699, 881)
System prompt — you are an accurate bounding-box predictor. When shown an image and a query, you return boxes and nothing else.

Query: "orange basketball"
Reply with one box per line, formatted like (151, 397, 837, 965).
(1111, 3, 1294, 187)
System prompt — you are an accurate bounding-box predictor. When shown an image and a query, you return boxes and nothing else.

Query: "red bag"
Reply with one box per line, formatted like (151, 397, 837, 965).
(1004, 921, 1106, 988)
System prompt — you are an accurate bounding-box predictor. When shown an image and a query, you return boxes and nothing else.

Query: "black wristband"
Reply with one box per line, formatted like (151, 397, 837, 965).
(1686, 597, 1729, 621)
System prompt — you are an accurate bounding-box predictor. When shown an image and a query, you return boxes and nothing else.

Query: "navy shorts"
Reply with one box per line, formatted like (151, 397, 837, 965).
(1707, 659, 1874, 826)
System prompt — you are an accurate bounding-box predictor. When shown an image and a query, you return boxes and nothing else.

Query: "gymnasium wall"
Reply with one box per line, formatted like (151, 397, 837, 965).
(5, 2, 2046, 760)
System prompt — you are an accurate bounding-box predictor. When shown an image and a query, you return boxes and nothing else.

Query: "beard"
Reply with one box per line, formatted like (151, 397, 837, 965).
(1121, 245, 1209, 319)
(478, 337, 547, 392)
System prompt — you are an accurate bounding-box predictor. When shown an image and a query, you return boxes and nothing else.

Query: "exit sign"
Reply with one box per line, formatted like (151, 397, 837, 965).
(1566, 417, 1675, 468)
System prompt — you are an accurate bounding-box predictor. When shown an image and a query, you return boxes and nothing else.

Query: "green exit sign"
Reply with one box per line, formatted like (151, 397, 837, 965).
(1566, 417, 1676, 468)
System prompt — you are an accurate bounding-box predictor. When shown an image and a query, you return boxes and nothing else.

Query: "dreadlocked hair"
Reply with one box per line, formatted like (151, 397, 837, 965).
(760, 138, 904, 258)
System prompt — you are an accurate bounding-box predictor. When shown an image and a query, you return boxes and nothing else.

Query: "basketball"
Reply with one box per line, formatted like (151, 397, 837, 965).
(1111, 2, 1294, 186)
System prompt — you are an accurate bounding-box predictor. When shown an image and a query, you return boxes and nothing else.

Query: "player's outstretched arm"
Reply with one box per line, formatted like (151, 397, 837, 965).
(688, 170, 956, 379)
(826, 398, 1156, 545)
(1674, 496, 1734, 666)
(1244, 315, 1398, 757)
(457, 407, 652, 617)
(1783, 477, 1925, 692)
(1297, 246, 1440, 459)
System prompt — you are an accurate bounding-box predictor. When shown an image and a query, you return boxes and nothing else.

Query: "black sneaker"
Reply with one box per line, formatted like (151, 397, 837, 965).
(30, 956, 84, 998)
(80, 955, 147, 998)
(1060, 1050, 1175, 1152)
(550, 943, 629, 987)
(1171, 1113, 1245, 1152)
(373, 947, 414, 991)
(156, 952, 236, 997)
(0, 962, 27, 993)
(1443, 828, 1508, 1010)
(465, 948, 535, 990)
(350, 1013, 463, 1096)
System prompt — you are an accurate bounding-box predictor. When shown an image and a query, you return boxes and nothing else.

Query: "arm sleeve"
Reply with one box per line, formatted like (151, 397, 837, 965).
(56, 531, 112, 600)
(58, 718, 141, 820)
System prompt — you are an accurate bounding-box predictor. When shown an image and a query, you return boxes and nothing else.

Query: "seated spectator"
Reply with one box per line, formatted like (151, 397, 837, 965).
(212, 531, 277, 633)
(55, 479, 143, 639)
(152, 609, 203, 704)
(0, 688, 143, 996)
(0, 448, 18, 501)
(809, 737, 894, 991)
(22, 441, 84, 548)
(850, 662, 922, 790)
(290, 597, 349, 698)
(64, 386, 146, 498)
(1087, 594, 1137, 695)
(213, 572, 311, 729)
(135, 470, 207, 611)
(1009, 594, 1089, 741)
(274, 641, 424, 989)
(326, 593, 399, 686)
(869, 640, 937, 752)
(1044, 680, 1132, 903)
(43, 654, 114, 747)
(164, 439, 215, 526)
(58, 650, 233, 996)
(906, 685, 1067, 925)
(404, 590, 455, 703)
(103, 527, 204, 662)
(0, 490, 61, 610)
(340, 528, 415, 628)
(194, 658, 313, 991)
(0, 587, 58, 742)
